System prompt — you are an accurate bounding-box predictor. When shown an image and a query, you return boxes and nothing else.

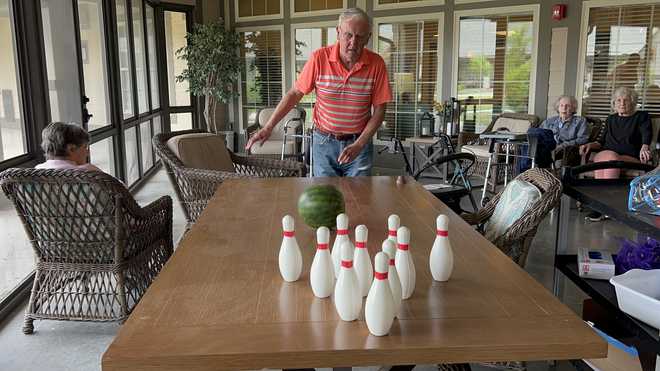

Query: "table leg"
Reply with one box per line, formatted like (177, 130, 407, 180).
(553, 194, 571, 298)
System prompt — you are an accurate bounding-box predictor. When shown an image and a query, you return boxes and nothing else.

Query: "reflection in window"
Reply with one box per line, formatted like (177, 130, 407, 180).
(240, 30, 283, 129)
(124, 126, 139, 185)
(238, 0, 280, 18)
(294, 26, 337, 127)
(581, 4, 660, 118)
(0, 0, 26, 161)
(377, 20, 439, 140)
(90, 137, 115, 176)
(140, 121, 153, 171)
(133, 0, 148, 113)
(170, 112, 192, 132)
(116, 0, 134, 118)
(165, 11, 190, 107)
(456, 14, 534, 132)
(146, 4, 159, 109)
(78, 0, 112, 131)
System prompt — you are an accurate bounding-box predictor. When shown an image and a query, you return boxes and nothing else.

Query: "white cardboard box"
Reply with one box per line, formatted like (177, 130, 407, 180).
(578, 248, 616, 280)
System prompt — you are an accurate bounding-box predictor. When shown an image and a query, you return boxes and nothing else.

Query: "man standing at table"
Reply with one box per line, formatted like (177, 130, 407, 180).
(245, 7, 392, 177)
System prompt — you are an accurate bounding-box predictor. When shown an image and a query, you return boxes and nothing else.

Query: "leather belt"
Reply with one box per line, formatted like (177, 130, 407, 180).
(314, 127, 360, 141)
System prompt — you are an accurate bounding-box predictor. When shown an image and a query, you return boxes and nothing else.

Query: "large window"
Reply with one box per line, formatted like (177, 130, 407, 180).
(165, 10, 190, 108)
(454, 7, 538, 132)
(375, 16, 442, 140)
(292, 24, 337, 125)
(579, 2, 660, 118)
(239, 28, 284, 129)
(292, 0, 345, 17)
(0, 0, 26, 162)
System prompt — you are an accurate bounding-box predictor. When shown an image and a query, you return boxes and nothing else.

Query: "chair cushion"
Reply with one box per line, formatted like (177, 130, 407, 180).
(484, 179, 542, 242)
(461, 144, 490, 158)
(493, 117, 532, 133)
(250, 140, 296, 156)
(166, 133, 234, 172)
(258, 108, 304, 140)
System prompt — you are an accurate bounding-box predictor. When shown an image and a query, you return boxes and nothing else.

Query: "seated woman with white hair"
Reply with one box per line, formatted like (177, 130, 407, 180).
(541, 95, 589, 151)
(35, 122, 103, 172)
(579, 86, 652, 221)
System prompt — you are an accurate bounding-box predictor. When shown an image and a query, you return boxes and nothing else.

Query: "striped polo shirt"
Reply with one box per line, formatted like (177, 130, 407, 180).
(295, 43, 392, 134)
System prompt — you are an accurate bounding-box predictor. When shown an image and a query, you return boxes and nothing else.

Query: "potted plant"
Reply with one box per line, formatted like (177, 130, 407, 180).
(176, 19, 241, 133)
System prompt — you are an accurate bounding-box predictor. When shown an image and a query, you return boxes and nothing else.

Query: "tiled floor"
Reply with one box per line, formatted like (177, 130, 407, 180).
(0, 168, 638, 371)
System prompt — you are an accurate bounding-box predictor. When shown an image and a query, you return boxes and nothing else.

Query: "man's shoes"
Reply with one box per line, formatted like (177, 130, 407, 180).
(585, 211, 608, 222)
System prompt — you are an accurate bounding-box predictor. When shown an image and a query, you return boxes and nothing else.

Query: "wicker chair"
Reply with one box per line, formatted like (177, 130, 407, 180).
(459, 113, 540, 200)
(0, 168, 173, 334)
(461, 167, 562, 267)
(153, 129, 304, 228)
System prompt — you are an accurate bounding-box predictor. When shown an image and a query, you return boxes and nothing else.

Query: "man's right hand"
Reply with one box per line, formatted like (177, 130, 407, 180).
(245, 126, 273, 151)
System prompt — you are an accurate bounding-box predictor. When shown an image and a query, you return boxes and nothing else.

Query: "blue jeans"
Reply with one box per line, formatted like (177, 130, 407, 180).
(312, 131, 373, 177)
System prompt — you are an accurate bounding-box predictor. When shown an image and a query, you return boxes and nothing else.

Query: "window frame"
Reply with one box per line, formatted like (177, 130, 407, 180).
(373, 0, 444, 11)
(290, 0, 347, 18)
(451, 4, 540, 116)
(575, 0, 660, 115)
(372, 12, 445, 145)
(236, 24, 286, 133)
(234, 0, 284, 23)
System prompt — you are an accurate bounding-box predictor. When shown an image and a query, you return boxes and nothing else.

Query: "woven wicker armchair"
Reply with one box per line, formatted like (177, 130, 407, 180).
(0, 168, 173, 334)
(461, 167, 562, 267)
(153, 129, 304, 228)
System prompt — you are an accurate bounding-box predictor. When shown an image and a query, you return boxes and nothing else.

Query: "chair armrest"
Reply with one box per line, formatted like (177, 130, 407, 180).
(230, 153, 304, 177)
(458, 132, 480, 147)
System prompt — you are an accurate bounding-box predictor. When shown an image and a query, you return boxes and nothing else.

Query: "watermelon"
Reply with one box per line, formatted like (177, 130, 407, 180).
(297, 185, 345, 229)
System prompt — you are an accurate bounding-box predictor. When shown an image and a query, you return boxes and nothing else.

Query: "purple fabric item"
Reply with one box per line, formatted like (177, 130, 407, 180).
(614, 237, 660, 275)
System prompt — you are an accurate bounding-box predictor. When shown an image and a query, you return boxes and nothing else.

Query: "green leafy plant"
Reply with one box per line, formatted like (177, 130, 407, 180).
(176, 20, 241, 133)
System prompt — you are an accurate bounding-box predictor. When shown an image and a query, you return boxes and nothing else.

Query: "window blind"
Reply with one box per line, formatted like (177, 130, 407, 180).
(294, 0, 342, 13)
(294, 27, 337, 127)
(377, 20, 440, 140)
(240, 30, 283, 127)
(238, 0, 280, 18)
(456, 14, 534, 133)
(581, 3, 660, 119)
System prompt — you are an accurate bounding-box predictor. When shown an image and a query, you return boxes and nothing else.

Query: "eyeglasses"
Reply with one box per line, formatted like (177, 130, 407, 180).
(339, 30, 370, 44)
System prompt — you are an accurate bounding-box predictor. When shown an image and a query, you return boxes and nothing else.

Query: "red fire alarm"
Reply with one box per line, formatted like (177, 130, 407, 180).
(552, 4, 566, 20)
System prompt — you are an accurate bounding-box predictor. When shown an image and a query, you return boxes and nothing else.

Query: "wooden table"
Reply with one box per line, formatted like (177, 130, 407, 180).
(103, 176, 606, 370)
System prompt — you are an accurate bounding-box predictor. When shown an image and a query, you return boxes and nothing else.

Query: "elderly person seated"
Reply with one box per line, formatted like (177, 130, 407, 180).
(579, 86, 652, 221)
(35, 122, 102, 172)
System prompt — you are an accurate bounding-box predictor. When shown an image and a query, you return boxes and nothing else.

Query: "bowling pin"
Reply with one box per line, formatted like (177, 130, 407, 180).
(387, 214, 400, 243)
(395, 226, 416, 299)
(381, 239, 402, 318)
(278, 215, 302, 282)
(310, 226, 335, 298)
(354, 225, 373, 297)
(334, 241, 361, 321)
(365, 252, 395, 336)
(430, 214, 454, 282)
(331, 213, 351, 278)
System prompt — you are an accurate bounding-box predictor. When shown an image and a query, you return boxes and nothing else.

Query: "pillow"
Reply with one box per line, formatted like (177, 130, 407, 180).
(166, 133, 234, 172)
(484, 179, 542, 241)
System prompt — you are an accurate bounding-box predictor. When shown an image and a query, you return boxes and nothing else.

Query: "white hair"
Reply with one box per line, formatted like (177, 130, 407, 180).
(338, 8, 371, 31)
(611, 86, 638, 112)
(553, 95, 578, 114)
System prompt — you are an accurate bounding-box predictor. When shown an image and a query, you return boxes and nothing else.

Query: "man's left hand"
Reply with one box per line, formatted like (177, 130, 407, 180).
(338, 142, 364, 165)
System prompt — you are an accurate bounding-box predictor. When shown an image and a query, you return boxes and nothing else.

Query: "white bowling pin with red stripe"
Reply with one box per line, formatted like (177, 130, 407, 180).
(354, 225, 373, 297)
(331, 213, 351, 278)
(278, 215, 302, 282)
(310, 226, 334, 298)
(381, 239, 402, 317)
(365, 252, 395, 336)
(430, 214, 454, 282)
(387, 214, 400, 243)
(395, 226, 416, 299)
(334, 241, 361, 321)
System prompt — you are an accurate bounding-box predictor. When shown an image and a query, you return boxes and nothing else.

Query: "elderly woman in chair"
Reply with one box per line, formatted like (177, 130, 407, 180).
(36, 122, 102, 172)
(579, 86, 653, 221)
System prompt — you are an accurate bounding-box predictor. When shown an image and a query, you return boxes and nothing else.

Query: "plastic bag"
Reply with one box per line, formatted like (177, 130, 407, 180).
(628, 167, 660, 215)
